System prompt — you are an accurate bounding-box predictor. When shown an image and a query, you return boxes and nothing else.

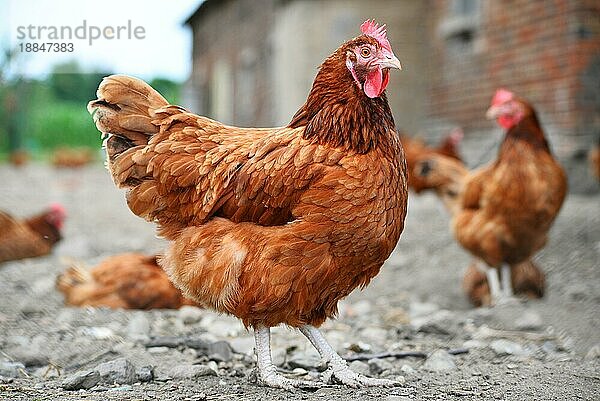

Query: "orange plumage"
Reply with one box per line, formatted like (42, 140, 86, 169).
(57, 253, 197, 309)
(89, 37, 407, 329)
(0, 204, 65, 264)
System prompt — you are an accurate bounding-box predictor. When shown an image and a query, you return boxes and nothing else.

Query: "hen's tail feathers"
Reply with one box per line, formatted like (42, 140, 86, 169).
(88, 75, 170, 158)
(56, 263, 92, 295)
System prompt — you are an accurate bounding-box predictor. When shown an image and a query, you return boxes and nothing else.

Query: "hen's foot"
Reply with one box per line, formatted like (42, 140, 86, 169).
(254, 325, 322, 391)
(258, 370, 322, 390)
(324, 367, 403, 388)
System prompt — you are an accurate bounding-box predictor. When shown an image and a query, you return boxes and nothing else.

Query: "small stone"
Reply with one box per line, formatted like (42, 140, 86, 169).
(207, 341, 233, 362)
(80, 326, 116, 340)
(147, 346, 171, 354)
(62, 370, 101, 390)
(9, 346, 49, 367)
(167, 364, 217, 379)
(127, 312, 151, 339)
(96, 358, 137, 385)
(136, 366, 154, 382)
(368, 358, 394, 375)
(179, 306, 204, 325)
(585, 344, 600, 360)
(490, 340, 530, 357)
(348, 360, 371, 376)
(287, 354, 321, 370)
(0, 361, 25, 378)
(514, 311, 543, 331)
(541, 341, 557, 354)
(229, 336, 255, 355)
(400, 364, 415, 374)
(422, 350, 456, 371)
(463, 339, 486, 349)
(360, 327, 388, 343)
(207, 361, 219, 375)
(292, 367, 308, 376)
(385, 396, 412, 401)
(347, 342, 372, 353)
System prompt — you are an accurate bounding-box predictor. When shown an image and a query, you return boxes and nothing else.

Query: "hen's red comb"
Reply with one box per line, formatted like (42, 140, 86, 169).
(360, 19, 392, 52)
(491, 88, 514, 106)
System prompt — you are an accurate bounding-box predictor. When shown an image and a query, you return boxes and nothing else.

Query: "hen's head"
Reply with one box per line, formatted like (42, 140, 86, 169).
(486, 89, 533, 130)
(344, 20, 402, 98)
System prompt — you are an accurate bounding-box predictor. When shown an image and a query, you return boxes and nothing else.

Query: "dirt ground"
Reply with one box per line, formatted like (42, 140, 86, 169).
(0, 163, 598, 401)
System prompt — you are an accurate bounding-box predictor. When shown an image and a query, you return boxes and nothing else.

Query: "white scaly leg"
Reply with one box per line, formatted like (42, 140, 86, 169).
(253, 325, 321, 390)
(500, 264, 514, 297)
(485, 267, 502, 305)
(300, 325, 402, 387)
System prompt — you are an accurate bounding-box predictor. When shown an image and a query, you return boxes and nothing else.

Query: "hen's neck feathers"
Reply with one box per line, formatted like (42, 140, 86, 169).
(288, 43, 397, 155)
(501, 107, 551, 154)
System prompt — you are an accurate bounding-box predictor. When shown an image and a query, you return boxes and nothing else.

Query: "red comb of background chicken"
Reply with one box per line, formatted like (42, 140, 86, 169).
(48, 203, 67, 229)
(361, 19, 392, 52)
(491, 88, 514, 106)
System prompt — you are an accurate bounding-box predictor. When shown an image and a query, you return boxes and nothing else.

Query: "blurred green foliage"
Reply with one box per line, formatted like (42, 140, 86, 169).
(0, 59, 181, 160)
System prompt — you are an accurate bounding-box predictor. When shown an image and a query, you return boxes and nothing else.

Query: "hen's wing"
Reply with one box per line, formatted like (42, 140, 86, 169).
(0, 212, 51, 263)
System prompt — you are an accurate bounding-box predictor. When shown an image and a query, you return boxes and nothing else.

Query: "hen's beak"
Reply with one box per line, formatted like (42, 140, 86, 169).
(380, 54, 402, 70)
(485, 105, 502, 120)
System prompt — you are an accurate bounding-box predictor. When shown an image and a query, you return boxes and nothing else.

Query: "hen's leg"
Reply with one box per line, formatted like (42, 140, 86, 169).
(300, 325, 402, 387)
(485, 267, 502, 304)
(253, 325, 321, 390)
(500, 264, 514, 297)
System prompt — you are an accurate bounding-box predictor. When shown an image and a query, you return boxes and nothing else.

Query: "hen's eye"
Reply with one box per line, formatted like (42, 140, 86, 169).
(360, 48, 371, 58)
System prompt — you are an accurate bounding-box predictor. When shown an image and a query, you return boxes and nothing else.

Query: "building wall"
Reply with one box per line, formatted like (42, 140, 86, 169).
(187, 0, 278, 127)
(426, 0, 600, 170)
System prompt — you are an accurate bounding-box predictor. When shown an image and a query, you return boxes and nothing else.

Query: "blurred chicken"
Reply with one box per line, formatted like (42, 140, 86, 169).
(8, 149, 30, 167)
(57, 253, 198, 309)
(463, 259, 545, 307)
(590, 136, 600, 181)
(402, 128, 463, 192)
(51, 147, 94, 168)
(89, 20, 407, 389)
(0, 204, 66, 263)
(417, 89, 566, 305)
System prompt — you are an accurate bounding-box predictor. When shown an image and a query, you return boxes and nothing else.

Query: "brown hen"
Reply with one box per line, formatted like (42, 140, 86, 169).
(57, 253, 197, 309)
(402, 128, 463, 192)
(0, 204, 65, 263)
(88, 20, 407, 389)
(417, 89, 566, 305)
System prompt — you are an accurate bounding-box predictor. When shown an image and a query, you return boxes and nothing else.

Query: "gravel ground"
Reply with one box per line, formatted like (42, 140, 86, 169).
(0, 163, 599, 401)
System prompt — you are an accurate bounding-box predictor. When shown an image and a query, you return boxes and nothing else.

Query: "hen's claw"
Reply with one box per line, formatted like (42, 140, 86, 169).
(259, 373, 323, 390)
(325, 367, 404, 387)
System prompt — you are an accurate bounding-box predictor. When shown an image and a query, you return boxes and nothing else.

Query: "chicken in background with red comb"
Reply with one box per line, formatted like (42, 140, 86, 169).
(416, 89, 566, 305)
(0, 204, 66, 263)
(402, 128, 464, 193)
(88, 20, 406, 389)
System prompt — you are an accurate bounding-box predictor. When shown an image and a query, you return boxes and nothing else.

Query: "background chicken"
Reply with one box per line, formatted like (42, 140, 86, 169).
(401, 128, 463, 192)
(0, 204, 66, 263)
(57, 253, 197, 309)
(590, 136, 600, 182)
(88, 20, 407, 389)
(416, 89, 566, 305)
